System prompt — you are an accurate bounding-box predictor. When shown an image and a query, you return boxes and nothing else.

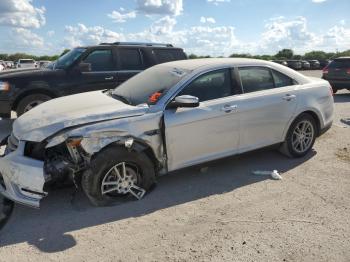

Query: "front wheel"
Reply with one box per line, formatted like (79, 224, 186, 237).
(279, 113, 317, 158)
(82, 146, 156, 206)
(16, 94, 52, 116)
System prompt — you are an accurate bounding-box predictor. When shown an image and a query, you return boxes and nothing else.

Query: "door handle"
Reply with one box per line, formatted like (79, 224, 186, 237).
(282, 94, 296, 101)
(105, 76, 114, 80)
(221, 104, 238, 113)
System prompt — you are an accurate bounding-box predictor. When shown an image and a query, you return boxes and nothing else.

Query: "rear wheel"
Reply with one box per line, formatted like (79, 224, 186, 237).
(82, 146, 156, 206)
(16, 94, 52, 116)
(280, 113, 317, 158)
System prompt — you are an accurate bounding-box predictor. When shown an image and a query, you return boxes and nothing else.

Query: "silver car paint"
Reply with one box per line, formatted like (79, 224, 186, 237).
(0, 58, 334, 208)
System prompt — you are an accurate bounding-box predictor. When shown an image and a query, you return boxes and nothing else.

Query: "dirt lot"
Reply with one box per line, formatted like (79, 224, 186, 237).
(0, 71, 349, 262)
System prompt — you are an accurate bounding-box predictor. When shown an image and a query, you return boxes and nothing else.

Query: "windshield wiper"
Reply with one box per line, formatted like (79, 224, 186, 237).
(111, 93, 131, 105)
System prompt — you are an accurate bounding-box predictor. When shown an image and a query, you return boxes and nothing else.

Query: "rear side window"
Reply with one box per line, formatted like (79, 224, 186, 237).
(238, 67, 274, 93)
(83, 49, 115, 71)
(271, 69, 295, 87)
(118, 49, 143, 70)
(329, 59, 350, 68)
(154, 49, 186, 63)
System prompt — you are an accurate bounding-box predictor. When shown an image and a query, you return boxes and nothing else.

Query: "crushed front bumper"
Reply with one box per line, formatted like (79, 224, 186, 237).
(0, 140, 47, 208)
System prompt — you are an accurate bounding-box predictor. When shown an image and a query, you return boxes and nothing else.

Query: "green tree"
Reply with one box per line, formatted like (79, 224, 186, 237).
(276, 49, 294, 59)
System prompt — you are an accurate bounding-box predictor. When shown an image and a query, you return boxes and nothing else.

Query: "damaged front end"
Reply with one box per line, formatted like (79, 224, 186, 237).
(0, 134, 88, 208)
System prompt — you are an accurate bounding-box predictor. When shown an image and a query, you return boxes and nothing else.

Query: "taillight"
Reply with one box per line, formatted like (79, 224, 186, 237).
(322, 65, 329, 74)
(346, 68, 350, 74)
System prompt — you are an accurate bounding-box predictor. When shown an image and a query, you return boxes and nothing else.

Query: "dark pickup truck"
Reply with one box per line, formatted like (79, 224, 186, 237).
(0, 42, 187, 118)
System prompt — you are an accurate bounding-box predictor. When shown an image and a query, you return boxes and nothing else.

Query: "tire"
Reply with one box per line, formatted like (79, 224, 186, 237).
(82, 146, 156, 206)
(0, 196, 14, 230)
(16, 94, 52, 116)
(279, 113, 317, 158)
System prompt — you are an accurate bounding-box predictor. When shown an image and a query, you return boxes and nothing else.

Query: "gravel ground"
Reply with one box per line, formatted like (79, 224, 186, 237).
(0, 70, 349, 262)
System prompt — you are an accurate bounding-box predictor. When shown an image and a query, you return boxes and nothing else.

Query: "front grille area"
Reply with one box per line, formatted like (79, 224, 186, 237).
(7, 133, 19, 152)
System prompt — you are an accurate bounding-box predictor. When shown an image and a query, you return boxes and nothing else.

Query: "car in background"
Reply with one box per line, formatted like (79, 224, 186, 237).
(0, 42, 187, 118)
(322, 57, 350, 93)
(319, 59, 330, 69)
(0, 58, 334, 208)
(301, 60, 311, 70)
(4, 61, 14, 69)
(38, 60, 51, 68)
(16, 59, 37, 69)
(308, 60, 320, 70)
(272, 60, 288, 66)
(286, 60, 302, 70)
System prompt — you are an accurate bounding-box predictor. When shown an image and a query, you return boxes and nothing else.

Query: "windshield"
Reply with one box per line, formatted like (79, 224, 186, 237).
(112, 65, 191, 106)
(53, 48, 86, 69)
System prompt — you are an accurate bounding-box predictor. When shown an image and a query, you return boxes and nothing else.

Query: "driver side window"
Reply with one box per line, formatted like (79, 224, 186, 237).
(83, 49, 115, 72)
(178, 69, 234, 102)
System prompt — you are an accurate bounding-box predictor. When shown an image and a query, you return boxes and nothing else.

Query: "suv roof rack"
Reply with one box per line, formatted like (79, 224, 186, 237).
(99, 42, 173, 47)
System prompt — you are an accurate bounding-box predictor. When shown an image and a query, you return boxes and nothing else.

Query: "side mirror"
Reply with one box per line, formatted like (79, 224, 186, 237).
(169, 95, 199, 109)
(77, 62, 91, 73)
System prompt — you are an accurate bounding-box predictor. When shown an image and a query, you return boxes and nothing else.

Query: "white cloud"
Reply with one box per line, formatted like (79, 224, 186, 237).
(200, 16, 216, 24)
(0, 0, 46, 28)
(47, 30, 55, 37)
(11, 28, 44, 48)
(311, 0, 327, 3)
(257, 16, 319, 54)
(207, 0, 231, 5)
(64, 24, 125, 47)
(137, 0, 183, 16)
(322, 25, 350, 51)
(108, 10, 137, 23)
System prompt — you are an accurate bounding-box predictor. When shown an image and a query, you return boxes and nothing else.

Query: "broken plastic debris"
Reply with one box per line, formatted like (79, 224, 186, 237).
(124, 138, 134, 149)
(252, 170, 282, 180)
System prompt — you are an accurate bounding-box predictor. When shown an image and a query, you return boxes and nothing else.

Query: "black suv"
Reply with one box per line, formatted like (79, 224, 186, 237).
(322, 57, 350, 93)
(0, 42, 187, 118)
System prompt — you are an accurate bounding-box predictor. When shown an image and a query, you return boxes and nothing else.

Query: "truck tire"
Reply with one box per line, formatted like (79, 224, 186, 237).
(82, 146, 156, 206)
(16, 94, 52, 116)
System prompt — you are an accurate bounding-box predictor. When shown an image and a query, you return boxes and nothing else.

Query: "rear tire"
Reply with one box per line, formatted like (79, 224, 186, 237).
(279, 113, 317, 158)
(82, 146, 156, 206)
(16, 94, 52, 116)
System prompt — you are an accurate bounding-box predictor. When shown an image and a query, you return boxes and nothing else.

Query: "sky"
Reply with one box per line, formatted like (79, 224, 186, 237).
(0, 0, 349, 56)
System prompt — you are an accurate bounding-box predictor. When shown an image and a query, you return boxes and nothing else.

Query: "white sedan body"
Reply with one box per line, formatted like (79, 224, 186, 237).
(0, 58, 334, 208)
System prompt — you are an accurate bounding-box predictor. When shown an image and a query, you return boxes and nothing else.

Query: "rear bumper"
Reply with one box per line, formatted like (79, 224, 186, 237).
(0, 141, 47, 208)
(319, 121, 332, 136)
(323, 79, 350, 90)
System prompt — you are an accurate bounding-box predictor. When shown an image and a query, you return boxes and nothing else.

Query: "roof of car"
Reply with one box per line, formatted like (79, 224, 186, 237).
(158, 58, 275, 71)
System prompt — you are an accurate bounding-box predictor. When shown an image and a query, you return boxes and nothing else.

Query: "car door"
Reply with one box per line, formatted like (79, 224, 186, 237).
(77, 48, 119, 92)
(115, 48, 145, 87)
(237, 66, 298, 152)
(164, 68, 241, 171)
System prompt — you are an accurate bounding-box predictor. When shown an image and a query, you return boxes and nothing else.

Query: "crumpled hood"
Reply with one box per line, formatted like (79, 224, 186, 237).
(13, 91, 148, 142)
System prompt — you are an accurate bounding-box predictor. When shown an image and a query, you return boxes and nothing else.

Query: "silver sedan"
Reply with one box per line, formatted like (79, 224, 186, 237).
(0, 58, 334, 208)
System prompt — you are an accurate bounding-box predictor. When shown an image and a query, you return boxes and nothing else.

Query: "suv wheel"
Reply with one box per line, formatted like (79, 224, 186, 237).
(16, 94, 52, 116)
(279, 113, 317, 158)
(82, 146, 156, 206)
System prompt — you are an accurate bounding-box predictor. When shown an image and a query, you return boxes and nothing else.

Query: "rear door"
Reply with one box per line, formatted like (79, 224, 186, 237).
(237, 66, 298, 152)
(115, 48, 145, 86)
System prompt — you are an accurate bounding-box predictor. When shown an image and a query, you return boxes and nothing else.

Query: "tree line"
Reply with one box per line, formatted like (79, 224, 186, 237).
(1, 48, 349, 62)
(189, 49, 350, 61)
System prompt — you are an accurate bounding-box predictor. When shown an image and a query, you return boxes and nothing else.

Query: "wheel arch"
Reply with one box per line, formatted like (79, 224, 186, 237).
(284, 109, 322, 140)
(12, 84, 58, 110)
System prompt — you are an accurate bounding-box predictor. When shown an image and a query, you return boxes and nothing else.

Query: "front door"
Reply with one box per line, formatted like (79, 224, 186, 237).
(164, 68, 241, 171)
